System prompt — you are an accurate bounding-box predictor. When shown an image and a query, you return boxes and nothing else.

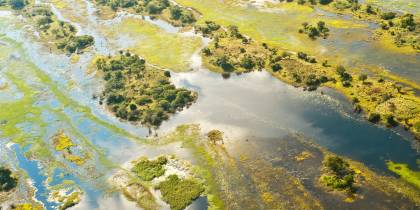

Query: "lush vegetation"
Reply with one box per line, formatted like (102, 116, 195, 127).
(52, 131, 86, 165)
(95, 51, 197, 127)
(299, 21, 330, 39)
(320, 156, 356, 192)
(96, 0, 197, 26)
(131, 156, 168, 181)
(23, 5, 94, 54)
(195, 20, 420, 139)
(156, 175, 204, 210)
(0, 166, 17, 192)
(303, 0, 419, 51)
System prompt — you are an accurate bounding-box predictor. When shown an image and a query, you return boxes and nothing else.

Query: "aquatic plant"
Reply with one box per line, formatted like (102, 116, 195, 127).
(156, 175, 204, 210)
(387, 161, 420, 190)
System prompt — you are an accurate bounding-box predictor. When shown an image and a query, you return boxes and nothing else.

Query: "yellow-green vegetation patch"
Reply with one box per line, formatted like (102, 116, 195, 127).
(131, 156, 168, 181)
(101, 17, 201, 71)
(387, 161, 420, 190)
(156, 174, 204, 210)
(11, 203, 44, 210)
(53, 131, 74, 151)
(94, 51, 197, 128)
(50, 190, 82, 210)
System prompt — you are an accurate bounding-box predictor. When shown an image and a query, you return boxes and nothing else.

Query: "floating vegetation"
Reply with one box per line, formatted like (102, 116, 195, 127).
(131, 156, 168, 181)
(156, 175, 204, 210)
(95, 51, 197, 128)
(387, 161, 420, 190)
(52, 131, 86, 166)
(50, 190, 82, 210)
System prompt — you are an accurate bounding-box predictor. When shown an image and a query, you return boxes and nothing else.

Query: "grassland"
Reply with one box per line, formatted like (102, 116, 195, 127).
(100, 17, 202, 72)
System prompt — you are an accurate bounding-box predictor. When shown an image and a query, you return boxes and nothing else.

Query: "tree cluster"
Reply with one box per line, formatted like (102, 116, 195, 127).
(24, 6, 94, 54)
(97, 0, 196, 25)
(0, 166, 17, 192)
(299, 21, 330, 40)
(321, 156, 356, 192)
(96, 51, 197, 127)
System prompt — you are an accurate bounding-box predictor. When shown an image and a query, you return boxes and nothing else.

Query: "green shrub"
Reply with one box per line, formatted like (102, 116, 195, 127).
(0, 166, 17, 192)
(321, 156, 355, 192)
(9, 0, 25, 10)
(132, 156, 168, 181)
(156, 175, 204, 210)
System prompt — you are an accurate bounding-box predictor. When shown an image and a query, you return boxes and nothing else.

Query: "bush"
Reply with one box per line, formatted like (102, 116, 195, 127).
(368, 113, 381, 123)
(321, 156, 355, 191)
(0, 166, 17, 192)
(9, 0, 25, 10)
(131, 156, 167, 181)
(156, 175, 204, 210)
(319, 0, 333, 5)
(381, 12, 396, 20)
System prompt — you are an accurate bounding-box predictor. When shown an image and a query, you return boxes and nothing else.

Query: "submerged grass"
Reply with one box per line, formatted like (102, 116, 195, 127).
(101, 17, 202, 72)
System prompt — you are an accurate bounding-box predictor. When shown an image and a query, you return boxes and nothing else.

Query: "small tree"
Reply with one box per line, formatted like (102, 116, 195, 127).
(207, 130, 224, 144)
(9, 0, 25, 10)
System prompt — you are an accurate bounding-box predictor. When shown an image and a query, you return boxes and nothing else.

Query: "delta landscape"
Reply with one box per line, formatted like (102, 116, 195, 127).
(0, 0, 419, 209)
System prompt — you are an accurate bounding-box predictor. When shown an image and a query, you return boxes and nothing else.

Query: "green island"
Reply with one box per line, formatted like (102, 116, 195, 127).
(156, 175, 204, 210)
(95, 51, 197, 128)
(1, 1, 95, 54)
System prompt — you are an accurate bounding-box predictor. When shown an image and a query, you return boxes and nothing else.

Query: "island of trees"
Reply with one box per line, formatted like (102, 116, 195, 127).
(95, 0, 198, 27)
(19, 4, 94, 54)
(95, 51, 197, 128)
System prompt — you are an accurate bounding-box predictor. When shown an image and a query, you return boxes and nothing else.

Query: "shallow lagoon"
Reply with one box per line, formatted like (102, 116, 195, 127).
(0, 0, 419, 209)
